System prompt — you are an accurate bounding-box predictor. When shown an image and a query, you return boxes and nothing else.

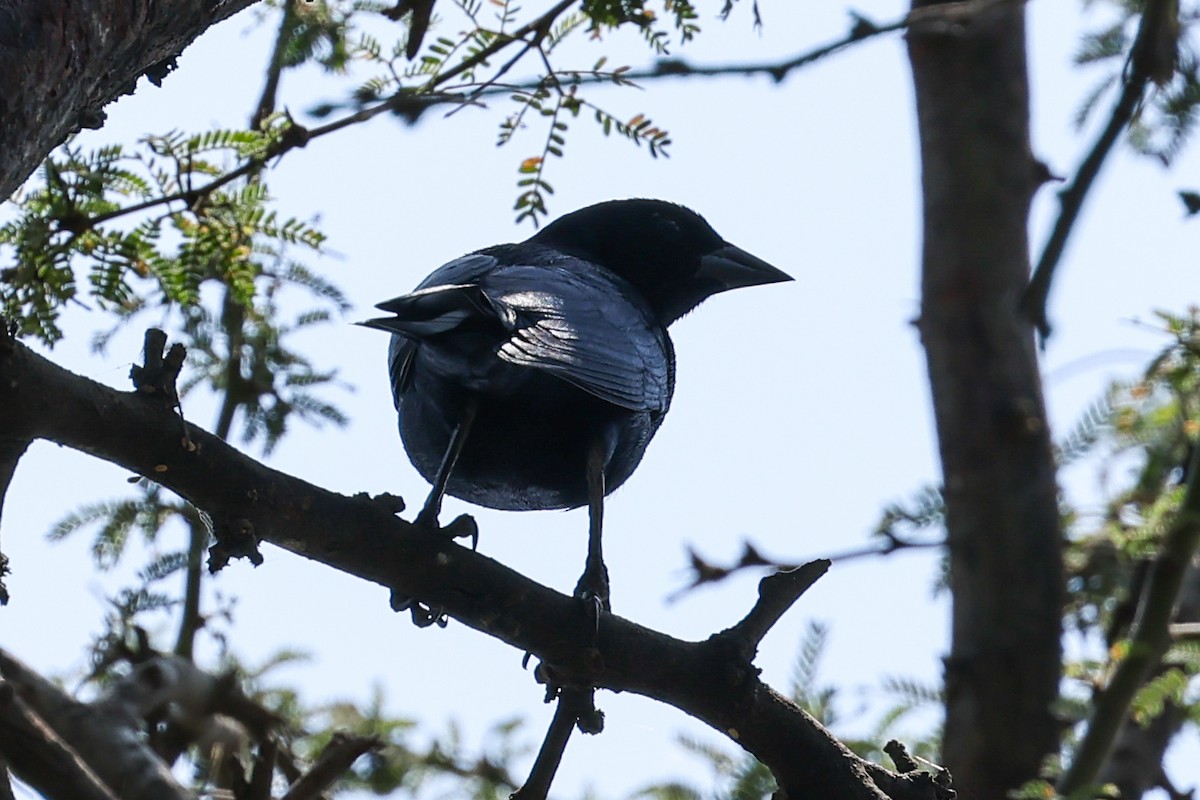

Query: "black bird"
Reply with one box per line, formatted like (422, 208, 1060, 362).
(363, 199, 791, 609)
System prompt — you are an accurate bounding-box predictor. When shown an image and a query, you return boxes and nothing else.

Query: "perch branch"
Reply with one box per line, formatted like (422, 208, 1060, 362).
(0, 331, 935, 800)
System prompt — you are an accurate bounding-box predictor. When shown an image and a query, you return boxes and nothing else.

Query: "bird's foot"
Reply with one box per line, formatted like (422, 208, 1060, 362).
(413, 509, 479, 550)
(392, 509, 477, 628)
(573, 565, 610, 641)
(389, 592, 448, 628)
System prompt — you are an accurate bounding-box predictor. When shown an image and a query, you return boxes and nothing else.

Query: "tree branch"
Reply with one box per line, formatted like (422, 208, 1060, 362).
(1021, 0, 1181, 340)
(0, 330, 940, 800)
(0, 650, 194, 800)
(721, 560, 830, 650)
(583, 10, 906, 85)
(0, 679, 120, 800)
(0, 0, 266, 200)
(57, 0, 580, 235)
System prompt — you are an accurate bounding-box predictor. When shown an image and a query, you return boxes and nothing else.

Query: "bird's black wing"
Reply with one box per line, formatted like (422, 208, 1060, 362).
(483, 264, 670, 413)
(365, 254, 669, 413)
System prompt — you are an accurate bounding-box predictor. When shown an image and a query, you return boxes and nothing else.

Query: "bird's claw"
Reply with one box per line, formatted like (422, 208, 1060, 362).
(579, 591, 606, 641)
(413, 509, 478, 549)
(411, 604, 449, 628)
(443, 513, 479, 549)
(572, 571, 609, 644)
(389, 591, 448, 628)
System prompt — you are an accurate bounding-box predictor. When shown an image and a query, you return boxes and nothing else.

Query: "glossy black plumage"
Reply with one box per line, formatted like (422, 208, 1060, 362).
(363, 199, 791, 518)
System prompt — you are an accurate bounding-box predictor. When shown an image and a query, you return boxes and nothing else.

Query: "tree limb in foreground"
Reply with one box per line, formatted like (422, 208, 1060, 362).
(0, 0, 264, 200)
(0, 327, 949, 800)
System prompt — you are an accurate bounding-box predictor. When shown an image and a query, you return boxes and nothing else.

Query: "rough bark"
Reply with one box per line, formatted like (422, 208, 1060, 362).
(0, 0, 263, 200)
(907, 3, 1063, 798)
(0, 330, 953, 800)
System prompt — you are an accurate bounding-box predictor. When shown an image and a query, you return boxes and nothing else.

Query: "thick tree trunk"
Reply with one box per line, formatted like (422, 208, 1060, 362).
(0, 0, 262, 200)
(907, 3, 1063, 798)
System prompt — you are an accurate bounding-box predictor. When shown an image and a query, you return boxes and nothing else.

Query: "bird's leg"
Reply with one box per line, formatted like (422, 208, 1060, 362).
(415, 396, 479, 543)
(394, 397, 479, 622)
(573, 439, 611, 617)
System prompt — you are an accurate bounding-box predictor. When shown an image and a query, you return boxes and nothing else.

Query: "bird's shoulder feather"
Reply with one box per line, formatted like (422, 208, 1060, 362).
(378, 249, 671, 412)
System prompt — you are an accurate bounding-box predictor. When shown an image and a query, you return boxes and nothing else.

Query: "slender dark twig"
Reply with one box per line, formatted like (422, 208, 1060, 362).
(70, 2, 578, 233)
(1022, 0, 1180, 340)
(511, 688, 597, 800)
(671, 534, 941, 599)
(613, 12, 904, 84)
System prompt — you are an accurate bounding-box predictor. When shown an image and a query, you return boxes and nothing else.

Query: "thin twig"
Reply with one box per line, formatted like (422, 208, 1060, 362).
(511, 688, 596, 800)
(253, 0, 299, 129)
(72, 2, 578, 233)
(417, 0, 576, 93)
(671, 534, 941, 600)
(616, 13, 904, 84)
(1022, 0, 1180, 340)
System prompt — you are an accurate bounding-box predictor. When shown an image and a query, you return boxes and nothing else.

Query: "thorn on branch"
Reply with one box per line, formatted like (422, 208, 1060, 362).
(1031, 159, 1064, 189)
(849, 11, 880, 39)
(670, 541, 772, 600)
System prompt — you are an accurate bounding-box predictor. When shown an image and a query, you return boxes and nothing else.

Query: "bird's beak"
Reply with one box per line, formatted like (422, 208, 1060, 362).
(698, 244, 792, 290)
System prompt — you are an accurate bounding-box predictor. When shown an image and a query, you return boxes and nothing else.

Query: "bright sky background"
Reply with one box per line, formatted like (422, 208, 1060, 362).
(3, 0, 1198, 796)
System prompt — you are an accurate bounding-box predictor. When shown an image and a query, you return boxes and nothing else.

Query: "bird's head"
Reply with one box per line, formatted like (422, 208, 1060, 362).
(528, 199, 792, 324)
